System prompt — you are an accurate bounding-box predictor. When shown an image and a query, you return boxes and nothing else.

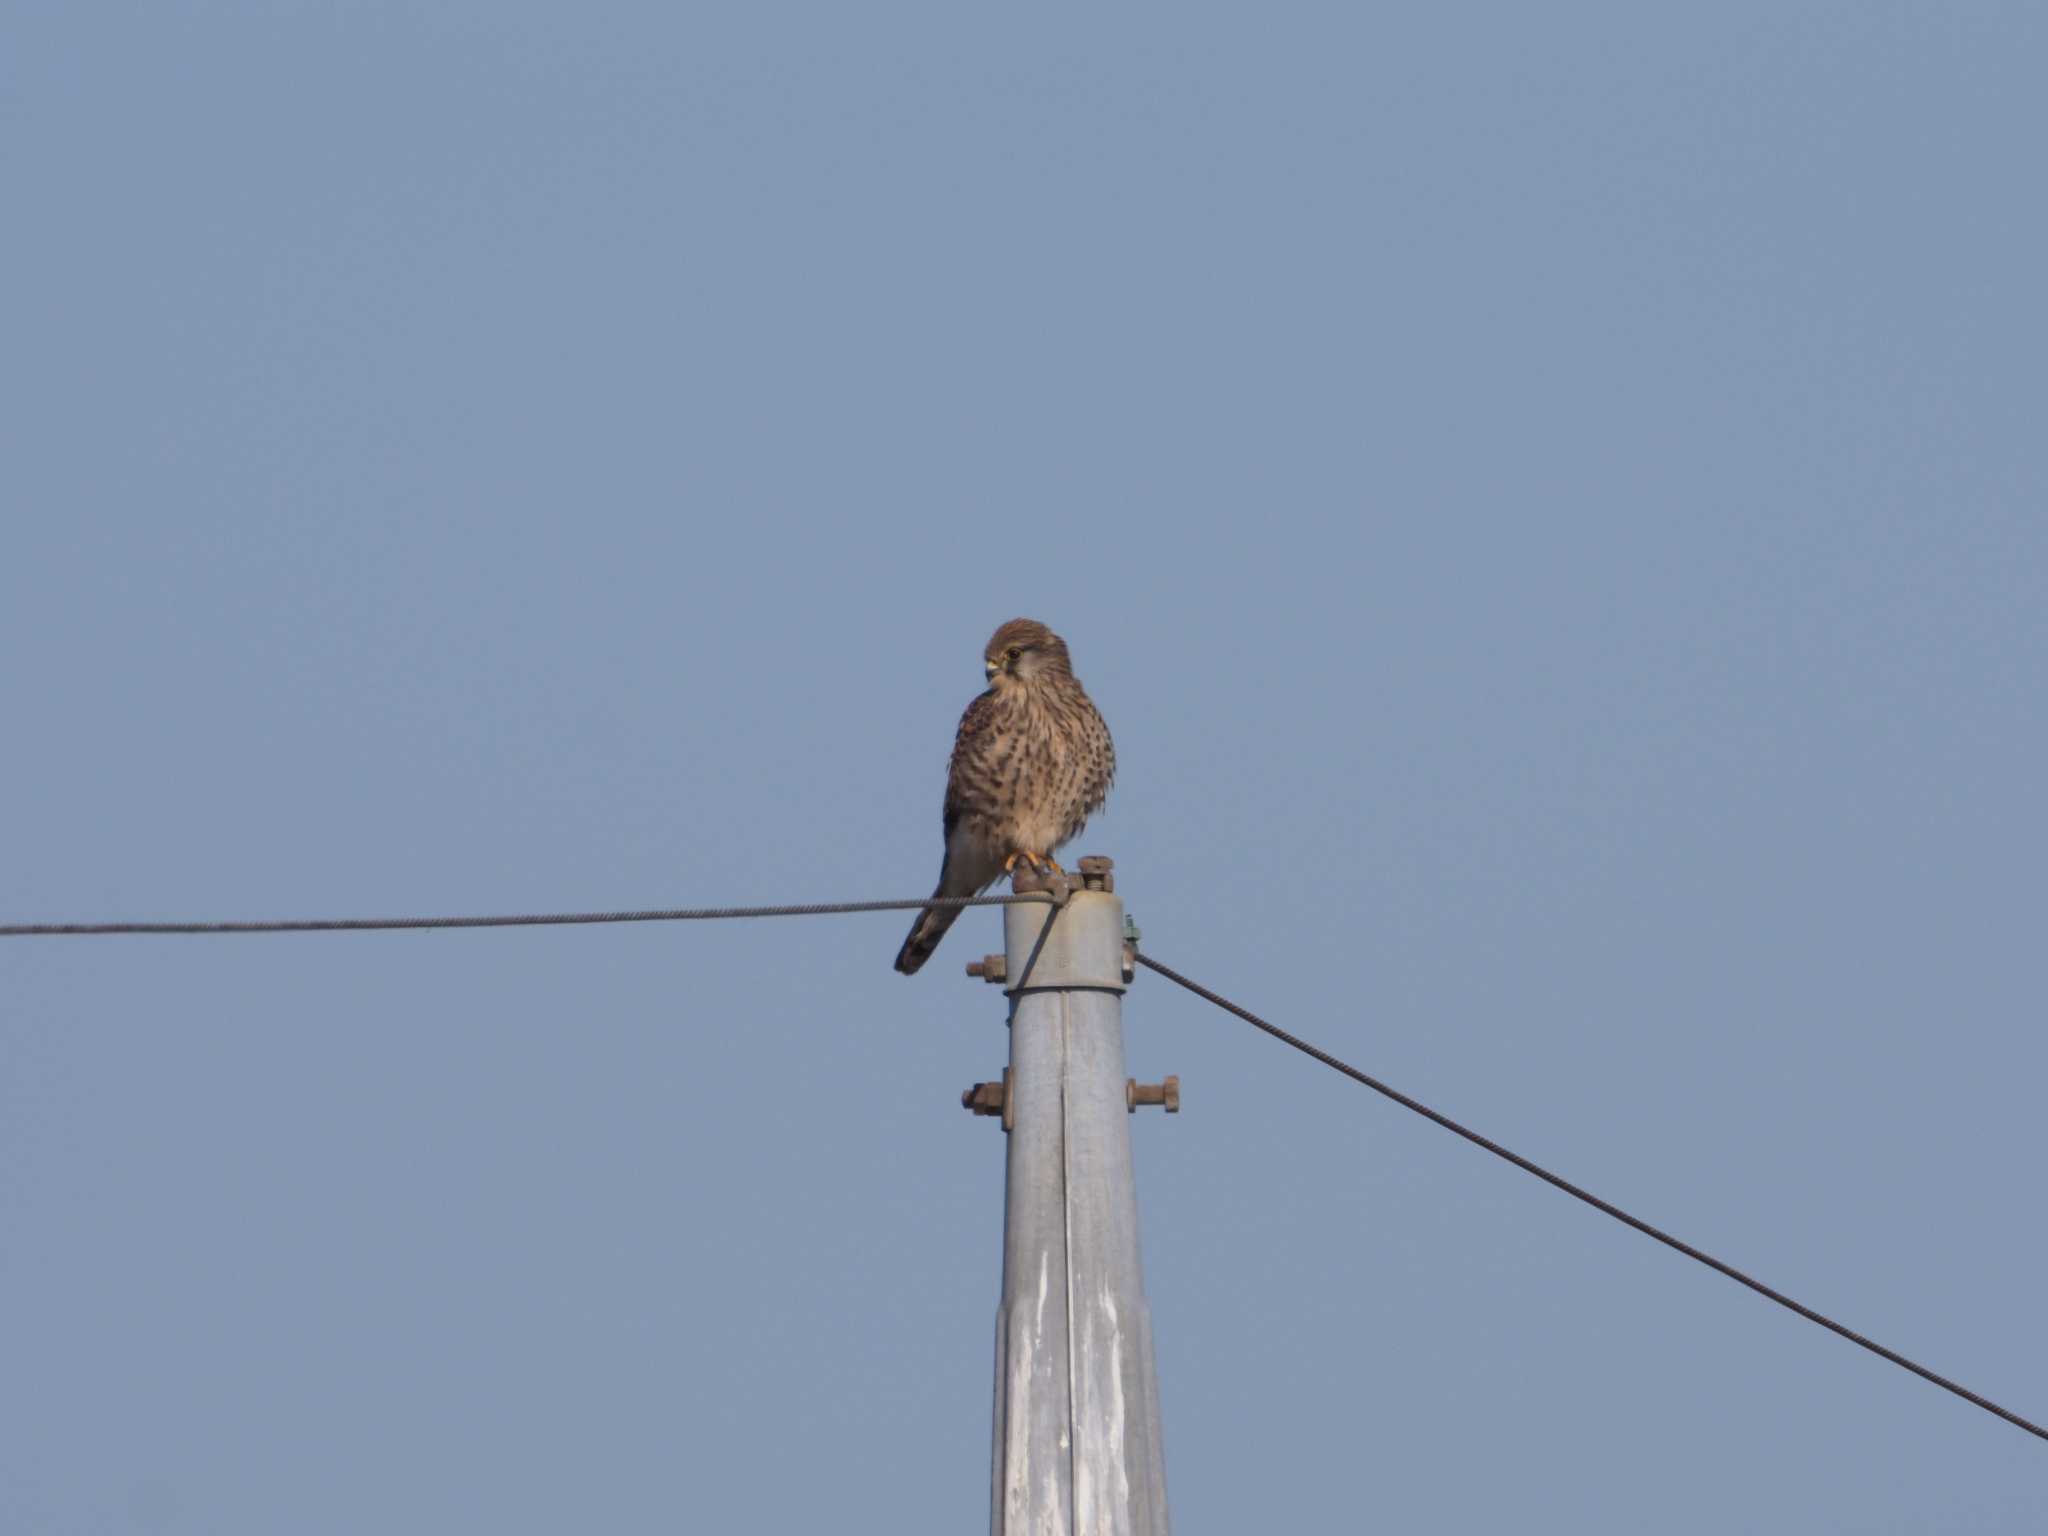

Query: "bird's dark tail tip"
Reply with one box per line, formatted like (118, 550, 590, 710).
(893, 905, 956, 976)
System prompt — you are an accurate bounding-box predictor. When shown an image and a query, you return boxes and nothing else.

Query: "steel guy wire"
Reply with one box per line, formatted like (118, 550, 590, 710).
(0, 892, 1043, 937)
(1131, 949, 2047, 1445)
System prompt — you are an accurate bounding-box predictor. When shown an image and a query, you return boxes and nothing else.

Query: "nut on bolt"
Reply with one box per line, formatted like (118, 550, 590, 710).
(962, 1081, 1005, 1115)
(965, 953, 1007, 983)
(962, 1069, 1013, 1130)
(1126, 1075, 1181, 1114)
(1077, 855, 1114, 893)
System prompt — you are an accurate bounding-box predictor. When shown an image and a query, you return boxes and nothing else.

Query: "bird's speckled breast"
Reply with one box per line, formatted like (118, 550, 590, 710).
(948, 681, 1114, 862)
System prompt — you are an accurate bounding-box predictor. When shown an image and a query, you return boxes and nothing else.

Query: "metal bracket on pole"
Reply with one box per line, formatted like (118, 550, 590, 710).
(981, 855, 1171, 1535)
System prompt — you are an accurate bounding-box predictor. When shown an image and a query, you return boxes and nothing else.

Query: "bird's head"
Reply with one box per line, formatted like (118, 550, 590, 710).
(984, 618, 1072, 689)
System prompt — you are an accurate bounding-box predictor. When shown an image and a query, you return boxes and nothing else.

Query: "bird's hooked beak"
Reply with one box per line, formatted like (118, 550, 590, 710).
(984, 658, 1000, 682)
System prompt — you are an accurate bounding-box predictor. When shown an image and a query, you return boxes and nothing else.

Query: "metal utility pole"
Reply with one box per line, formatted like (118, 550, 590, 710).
(962, 856, 1173, 1536)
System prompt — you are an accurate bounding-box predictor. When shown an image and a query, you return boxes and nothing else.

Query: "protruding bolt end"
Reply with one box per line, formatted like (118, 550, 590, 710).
(966, 953, 1008, 983)
(963, 1070, 1014, 1130)
(1126, 1075, 1182, 1114)
(963, 1080, 1006, 1116)
(1077, 855, 1114, 893)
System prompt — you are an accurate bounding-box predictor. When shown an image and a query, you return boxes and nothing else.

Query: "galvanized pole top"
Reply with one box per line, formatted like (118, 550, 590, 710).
(979, 855, 1171, 1535)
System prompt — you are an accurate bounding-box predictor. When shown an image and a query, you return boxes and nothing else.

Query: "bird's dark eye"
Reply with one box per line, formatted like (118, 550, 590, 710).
(1006, 646, 1022, 661)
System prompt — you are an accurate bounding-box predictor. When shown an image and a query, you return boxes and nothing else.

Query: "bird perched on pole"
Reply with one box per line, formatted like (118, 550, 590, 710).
(894, 619, 1116, 975)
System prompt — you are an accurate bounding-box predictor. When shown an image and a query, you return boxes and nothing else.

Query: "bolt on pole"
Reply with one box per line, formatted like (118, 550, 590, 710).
(967, 856, 1171, 1536)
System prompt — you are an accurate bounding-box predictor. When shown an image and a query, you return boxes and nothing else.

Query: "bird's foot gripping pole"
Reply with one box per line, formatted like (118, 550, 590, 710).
(1009, 859, 1073, 906)
(1003, 856, 1105, 913)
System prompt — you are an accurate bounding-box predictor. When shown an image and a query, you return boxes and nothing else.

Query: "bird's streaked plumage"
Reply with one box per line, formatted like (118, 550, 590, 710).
(894, 619, 1115, 975)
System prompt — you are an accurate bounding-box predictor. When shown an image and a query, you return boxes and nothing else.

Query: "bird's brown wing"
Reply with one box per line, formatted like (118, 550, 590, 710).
(895, 689, 1006, 975)
(941, 687, 1001, 843)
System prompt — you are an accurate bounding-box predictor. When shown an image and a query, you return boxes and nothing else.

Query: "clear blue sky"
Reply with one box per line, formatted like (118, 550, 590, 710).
(5, 5, 2045, 1531)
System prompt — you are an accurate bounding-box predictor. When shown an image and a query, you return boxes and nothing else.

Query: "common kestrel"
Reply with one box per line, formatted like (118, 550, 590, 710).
(894, 618, 1116, 975)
